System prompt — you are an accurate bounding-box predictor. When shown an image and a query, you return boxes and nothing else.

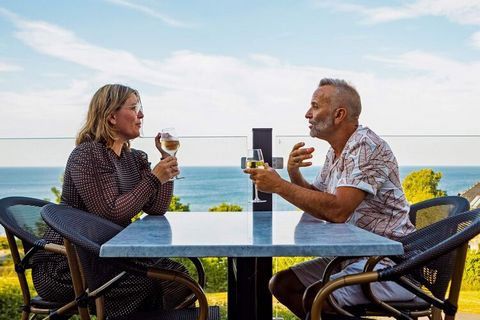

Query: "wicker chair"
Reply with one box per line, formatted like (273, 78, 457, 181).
(408, 195, 470, 230)
(310, 208, 480, 320)
(0, 196, 78, 320)
(40, 203, 220, 320)
(303, 195, 470, 319)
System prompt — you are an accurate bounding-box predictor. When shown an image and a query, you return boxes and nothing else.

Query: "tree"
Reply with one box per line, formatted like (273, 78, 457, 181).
(208, 203, 242, 212)
(402, 168, 447, 204)
(168, 195, 190, 212)
(49, 175, 64, 204)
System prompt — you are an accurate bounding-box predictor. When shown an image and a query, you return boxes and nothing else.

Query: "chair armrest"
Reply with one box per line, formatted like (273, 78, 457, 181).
(146, 266, 209, 320)
(188, 257, 206, 289)
(172, 257, 206, 309)
(303, 257, 360, 317)
(44, 242, 67, 256)
(310, 271, 379, 320)
(359, 256, 412, 318)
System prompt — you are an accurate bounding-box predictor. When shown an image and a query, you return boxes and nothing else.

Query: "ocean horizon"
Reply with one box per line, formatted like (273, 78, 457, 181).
(1, 165, 480, 235)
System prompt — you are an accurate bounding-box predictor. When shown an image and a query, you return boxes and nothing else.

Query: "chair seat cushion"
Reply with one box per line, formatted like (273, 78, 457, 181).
(345, 296, 431, 316)
(115, 306, 221, 320)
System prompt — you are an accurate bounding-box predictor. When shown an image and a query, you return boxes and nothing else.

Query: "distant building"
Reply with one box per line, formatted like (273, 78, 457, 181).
(460, 182, 480, 251)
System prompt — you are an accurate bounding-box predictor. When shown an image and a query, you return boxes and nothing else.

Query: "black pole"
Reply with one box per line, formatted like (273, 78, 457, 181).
(229, 128, 274, 320)
(252, 128, 273, 320)
(252, 128, 273, 211)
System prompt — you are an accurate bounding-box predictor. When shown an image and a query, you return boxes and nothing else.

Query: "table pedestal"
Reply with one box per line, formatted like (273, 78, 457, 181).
(228, 257, 273, 320)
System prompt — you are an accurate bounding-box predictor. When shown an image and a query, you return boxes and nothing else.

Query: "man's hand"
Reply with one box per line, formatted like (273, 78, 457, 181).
(244, 163, 285, 193)
(288, 142, 314, 171)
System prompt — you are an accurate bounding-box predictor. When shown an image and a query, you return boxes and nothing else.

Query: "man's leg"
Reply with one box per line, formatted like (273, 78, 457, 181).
(269, 268, 307, 319)
(270, 258, 332, 318)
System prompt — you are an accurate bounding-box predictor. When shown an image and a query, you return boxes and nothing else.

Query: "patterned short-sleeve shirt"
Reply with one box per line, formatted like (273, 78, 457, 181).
(313, 125, 415, 240)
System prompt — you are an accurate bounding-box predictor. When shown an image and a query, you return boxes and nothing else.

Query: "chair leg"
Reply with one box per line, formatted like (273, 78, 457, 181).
(431, 307, 443, 320)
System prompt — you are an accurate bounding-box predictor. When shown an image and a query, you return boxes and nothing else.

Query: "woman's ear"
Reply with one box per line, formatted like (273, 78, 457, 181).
(108, 113, 117, 126)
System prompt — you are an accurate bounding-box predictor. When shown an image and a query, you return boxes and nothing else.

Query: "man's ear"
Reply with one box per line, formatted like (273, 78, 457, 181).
(334, 107, 347, 124)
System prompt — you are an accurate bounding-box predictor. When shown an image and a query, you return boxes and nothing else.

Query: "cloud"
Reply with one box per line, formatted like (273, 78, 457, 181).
(104, 0, 194, 28)
(316, 0, 480, 25)
(0, 61, 22, 72)
(0, 6, 479, 146)
(365, 50, 480, 82)
(472, 31, 480, 48)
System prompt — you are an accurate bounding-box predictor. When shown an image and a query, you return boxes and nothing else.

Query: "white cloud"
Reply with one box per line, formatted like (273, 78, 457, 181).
(0, 61, 22, 72)
(471, 31, 480, 48)
(104, 0, 194, 28)
(0, 7, 479, 149)
(316, 0, 480, 25)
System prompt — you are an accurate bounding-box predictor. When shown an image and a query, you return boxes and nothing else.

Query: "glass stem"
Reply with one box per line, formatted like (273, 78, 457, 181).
(254, 185, 260, 200)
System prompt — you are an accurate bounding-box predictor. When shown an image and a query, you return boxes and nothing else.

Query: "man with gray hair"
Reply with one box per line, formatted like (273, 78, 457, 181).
(244, 78, 416, 318)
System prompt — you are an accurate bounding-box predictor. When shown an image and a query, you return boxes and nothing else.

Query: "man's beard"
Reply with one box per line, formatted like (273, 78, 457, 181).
(310, 115, 334, 137)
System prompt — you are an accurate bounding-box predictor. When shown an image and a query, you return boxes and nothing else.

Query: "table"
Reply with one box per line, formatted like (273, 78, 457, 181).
(100, 211, 404, 319)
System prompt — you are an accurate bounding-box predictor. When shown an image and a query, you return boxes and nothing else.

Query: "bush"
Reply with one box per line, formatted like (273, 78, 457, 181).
(202, 257, 228, 292)
(168, 195, 190, 212)
(463, 249, 480, 290)
(0, 276, 24, 320)
(402, 169, 446, 204)
(208, 203, 242, 212)
(0, 237, 9, 250)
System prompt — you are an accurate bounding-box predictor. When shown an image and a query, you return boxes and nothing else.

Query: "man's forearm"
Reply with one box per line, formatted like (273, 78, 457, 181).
(288, 168, 315, 190)
(275, 180, 349, 223)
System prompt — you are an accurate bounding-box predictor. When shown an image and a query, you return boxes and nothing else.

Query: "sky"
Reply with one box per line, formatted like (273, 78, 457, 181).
(1, 0, 480, 166)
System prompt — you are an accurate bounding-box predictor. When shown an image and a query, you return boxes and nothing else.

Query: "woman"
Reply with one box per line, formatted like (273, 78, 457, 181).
(32, 84, 190, 318)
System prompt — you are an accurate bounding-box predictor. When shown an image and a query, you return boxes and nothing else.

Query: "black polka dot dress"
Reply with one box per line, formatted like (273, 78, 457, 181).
(32, 139, 191, 318)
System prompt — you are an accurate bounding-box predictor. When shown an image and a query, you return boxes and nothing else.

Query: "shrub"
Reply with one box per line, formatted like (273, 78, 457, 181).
(0, 237, 9, 250)
(208, 203, 242, 212)
(202, 257, 228, 292)
(463, 249, 480, 290)
(0, 276, 24, 320)
(168, 195, 190, 212)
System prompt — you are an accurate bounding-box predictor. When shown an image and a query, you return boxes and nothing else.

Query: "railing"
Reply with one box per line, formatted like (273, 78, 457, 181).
(1, 133, 480, 213)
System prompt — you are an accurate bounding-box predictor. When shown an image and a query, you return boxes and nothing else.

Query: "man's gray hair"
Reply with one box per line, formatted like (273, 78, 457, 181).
(318, 78, 361, 120)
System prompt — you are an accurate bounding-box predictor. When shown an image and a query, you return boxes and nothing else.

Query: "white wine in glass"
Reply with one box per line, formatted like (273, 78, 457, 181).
(246, 149, 266, 203)
(160, 128, 184, 180)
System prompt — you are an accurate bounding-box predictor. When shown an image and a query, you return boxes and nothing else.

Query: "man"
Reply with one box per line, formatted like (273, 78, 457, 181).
(244, 78, 416, 318)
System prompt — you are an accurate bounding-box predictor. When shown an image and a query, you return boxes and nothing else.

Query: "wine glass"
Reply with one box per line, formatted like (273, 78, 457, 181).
(160, 128, 184, 180)
(246, 148, 266, 203)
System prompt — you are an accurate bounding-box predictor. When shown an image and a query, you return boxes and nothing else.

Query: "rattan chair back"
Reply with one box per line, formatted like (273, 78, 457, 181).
(312, 209, 480, 320)
(408, 195, 470, 229)
(0, 196, 75, 320)
(390, 209, 479, 300)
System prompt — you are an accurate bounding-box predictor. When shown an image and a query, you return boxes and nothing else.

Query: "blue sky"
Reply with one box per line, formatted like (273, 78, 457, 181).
(0, 1, 480, 165)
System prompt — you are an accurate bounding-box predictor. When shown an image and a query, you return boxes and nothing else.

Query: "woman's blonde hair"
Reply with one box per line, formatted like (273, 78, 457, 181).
(76, 84, 139, 147)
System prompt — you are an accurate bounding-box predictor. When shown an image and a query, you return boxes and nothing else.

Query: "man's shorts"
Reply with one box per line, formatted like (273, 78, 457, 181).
(290, 257, 416, 307)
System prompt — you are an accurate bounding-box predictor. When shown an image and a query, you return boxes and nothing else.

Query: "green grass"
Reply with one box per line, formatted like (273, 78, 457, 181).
(206, 290, 480, 320)
(458, 290, 480, 314)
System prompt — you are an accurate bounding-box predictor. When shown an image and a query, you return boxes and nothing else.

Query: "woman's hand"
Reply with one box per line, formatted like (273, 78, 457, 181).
(151, 156, 179, 183)
(155, 133, 170, 159)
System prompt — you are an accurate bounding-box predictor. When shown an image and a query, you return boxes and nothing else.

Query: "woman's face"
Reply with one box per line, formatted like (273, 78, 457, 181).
(110, 93, 144, 142)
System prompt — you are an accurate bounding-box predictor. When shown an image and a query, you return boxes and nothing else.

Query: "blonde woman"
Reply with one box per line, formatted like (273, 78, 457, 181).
(33, 84, 189, 318)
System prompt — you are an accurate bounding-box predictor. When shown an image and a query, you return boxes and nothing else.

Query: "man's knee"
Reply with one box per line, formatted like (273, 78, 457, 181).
(269, 268, 304, 298)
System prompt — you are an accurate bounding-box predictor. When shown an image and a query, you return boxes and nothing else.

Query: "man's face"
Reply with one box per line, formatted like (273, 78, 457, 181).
(305, 85, 336, 139)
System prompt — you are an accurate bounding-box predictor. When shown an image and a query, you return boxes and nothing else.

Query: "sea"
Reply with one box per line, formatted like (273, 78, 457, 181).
(1, 166, 480, 235)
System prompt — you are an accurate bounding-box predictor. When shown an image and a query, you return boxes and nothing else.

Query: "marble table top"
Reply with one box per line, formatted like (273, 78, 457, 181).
(100, 211, 403, 258)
